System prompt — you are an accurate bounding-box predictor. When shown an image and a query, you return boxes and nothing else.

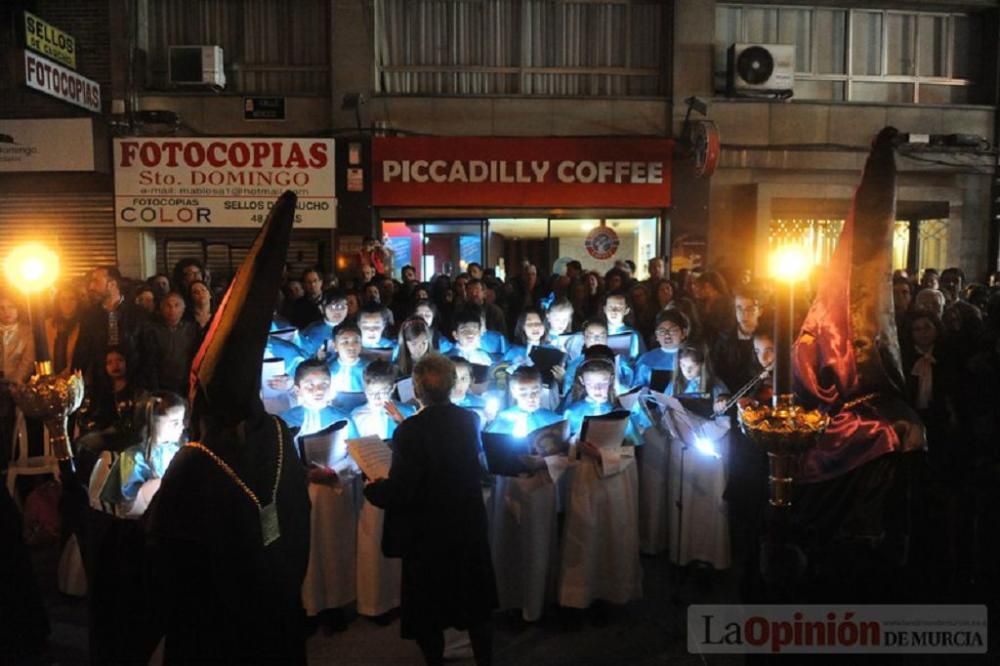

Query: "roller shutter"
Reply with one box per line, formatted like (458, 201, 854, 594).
(0, 193, 117, 279)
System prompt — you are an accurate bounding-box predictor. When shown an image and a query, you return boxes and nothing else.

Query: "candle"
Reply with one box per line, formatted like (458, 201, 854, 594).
(769, 246, 808, 402)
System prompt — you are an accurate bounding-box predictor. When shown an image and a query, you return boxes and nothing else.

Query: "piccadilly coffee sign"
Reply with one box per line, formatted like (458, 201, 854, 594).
(372, 137, 672, 208)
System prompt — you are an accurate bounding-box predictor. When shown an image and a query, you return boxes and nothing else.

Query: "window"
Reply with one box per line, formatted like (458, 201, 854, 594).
(375, 0, 664, 96)
(147, 0, 330, 94)
(716, 4, 983, 104)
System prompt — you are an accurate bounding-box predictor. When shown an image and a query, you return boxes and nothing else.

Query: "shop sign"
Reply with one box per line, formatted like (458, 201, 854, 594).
(113, 138, 336, 228)
(243, 96, 285, 121)
(0, 118, 101, 172)
(20, 51, 100, 113)
(585, 225, 620, 260)
(23, 11, 76, 70)
(373, 137, 672, 208)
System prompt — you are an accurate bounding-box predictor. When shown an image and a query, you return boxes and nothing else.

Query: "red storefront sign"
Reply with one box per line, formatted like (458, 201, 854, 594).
(372, 137, 672, 208)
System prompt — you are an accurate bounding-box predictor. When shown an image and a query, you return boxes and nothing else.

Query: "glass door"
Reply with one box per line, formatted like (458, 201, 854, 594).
(382, 219, 486, 281)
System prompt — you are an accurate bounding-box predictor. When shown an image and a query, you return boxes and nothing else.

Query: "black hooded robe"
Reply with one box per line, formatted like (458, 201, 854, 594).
(145, 413, 310, 665)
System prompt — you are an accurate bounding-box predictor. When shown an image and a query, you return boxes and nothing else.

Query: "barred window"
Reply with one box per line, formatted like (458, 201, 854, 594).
(375, 0, 664, 96)
(147, 0, 330, 94)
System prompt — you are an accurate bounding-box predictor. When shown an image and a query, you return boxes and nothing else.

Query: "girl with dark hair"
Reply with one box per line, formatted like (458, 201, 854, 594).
(187, 280, 214, 333)
(663, 343, 731, 570)
(396, 317, 432, 376)
(413, 298, 453, 354)
(503, 307, 555, 363)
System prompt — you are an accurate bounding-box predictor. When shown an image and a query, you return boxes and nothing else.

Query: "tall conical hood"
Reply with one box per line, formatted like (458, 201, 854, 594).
(793, 128, 923, 482)
(188, 191, 296, 438)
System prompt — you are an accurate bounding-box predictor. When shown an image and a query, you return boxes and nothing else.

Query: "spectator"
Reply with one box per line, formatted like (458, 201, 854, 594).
(0, 290, 35, 464)
(140, 292, 199, 394)
(186, 280, 214, 334)
(288, 268, 326, 329)
(79, 266, 146, 382)
(44, 285, 84, 373)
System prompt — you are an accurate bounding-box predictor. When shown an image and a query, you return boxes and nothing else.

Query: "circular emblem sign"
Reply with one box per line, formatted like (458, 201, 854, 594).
(585, 225, 620, 260)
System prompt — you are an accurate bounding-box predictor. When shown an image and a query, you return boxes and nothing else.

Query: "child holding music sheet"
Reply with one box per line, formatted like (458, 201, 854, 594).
(326, 323, 369, 393)
(663, 344, 732, 570)
(602, 292, 645, 362)
(450, 309, 494, 367)
(348, 362, 416, 620)
(280, 359, 356, 632)
(358, 303, 399, 361)
(633, 309, 690, 389)
(484, 367, 565, 622)
(503, 307, 557, 364)
(558, 359, 642, 611)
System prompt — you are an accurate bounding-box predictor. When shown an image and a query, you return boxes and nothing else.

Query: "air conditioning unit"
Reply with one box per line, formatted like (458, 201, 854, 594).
(727, 43, 794, 95)
(169, 46, 226, 88)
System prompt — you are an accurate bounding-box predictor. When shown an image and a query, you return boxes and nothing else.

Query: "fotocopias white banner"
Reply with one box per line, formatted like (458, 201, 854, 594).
(113, 138, 336, 228)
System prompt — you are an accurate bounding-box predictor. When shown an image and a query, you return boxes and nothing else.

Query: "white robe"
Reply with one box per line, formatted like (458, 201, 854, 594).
(667, 431, 731, 569)
(558, 449, 642, 608)
(637, 424, 671, 555)
(350, 404, 402, 617)
(302, 476, 360, 615)
(487, 472, 558, 622)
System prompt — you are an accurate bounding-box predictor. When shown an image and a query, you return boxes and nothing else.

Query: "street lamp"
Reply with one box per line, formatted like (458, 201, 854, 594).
(4, 242, 83, 461)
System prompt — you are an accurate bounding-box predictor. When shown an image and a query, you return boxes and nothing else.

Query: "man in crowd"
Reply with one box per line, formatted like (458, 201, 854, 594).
(79, 265, 146, 381)
(288, 268, 326, 329)
(466, 279, 507, 335)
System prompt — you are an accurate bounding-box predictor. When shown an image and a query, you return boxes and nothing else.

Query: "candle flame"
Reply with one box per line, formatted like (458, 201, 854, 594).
(770, 245, 810, 284)
(4, 243, 59, 294)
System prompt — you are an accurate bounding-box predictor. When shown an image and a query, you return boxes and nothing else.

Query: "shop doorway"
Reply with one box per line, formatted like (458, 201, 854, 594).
(382, 216, 660, 282)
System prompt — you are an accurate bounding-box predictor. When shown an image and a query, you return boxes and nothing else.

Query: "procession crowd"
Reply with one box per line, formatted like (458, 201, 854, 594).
(3, 238, 1000, 663)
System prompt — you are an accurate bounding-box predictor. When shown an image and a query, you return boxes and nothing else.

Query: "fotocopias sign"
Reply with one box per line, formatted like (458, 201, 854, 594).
(372, 137, 672, 208)
(113, 138, 336, 228)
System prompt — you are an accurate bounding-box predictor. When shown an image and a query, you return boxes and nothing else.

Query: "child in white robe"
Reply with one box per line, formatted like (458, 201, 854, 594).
(280, 359, 356, 632)
(664, 343, 731, 570)
(558, 359, 642, 610)
(484, 366, 565, 622)
(348, 361, 415, 620)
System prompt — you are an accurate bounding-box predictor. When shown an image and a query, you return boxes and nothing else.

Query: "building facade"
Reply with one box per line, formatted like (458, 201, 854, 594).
(1, 0, 997, 284)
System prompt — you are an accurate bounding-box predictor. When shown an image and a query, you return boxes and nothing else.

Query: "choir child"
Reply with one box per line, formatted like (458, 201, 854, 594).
(298, 289, 350, 359)
(348, 361, 416, 620)
(326, 323, 369, 393)
(450, 309, 495, 367)
(633, 309, 689, 389)
(602, 292, 645, 362)
(397, 317, 433, 377)
(358, 303, 399, 360)
(485, 367, 565, 622)
(664, 344, 731, 570)
(562, 319, 634, 395)
(413, 299, 453, 354)
(558, 358, 642, 611)
(280, 360, 356, 632)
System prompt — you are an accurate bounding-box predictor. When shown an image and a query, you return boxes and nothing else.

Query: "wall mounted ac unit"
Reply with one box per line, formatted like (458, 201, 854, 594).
(727, 43, 794, 95)
(169, 45, 226, 88)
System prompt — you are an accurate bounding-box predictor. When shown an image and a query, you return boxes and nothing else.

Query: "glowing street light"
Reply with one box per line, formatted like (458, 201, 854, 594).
(4, 242, 59, 294)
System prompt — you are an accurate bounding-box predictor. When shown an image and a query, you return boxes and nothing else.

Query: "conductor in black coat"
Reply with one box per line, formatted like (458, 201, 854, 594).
(365, 353, 498, 666)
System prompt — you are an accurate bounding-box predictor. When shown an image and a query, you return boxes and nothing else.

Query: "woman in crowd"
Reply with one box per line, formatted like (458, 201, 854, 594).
(187, 280, 214, 334)
(44, 285, 84, 374)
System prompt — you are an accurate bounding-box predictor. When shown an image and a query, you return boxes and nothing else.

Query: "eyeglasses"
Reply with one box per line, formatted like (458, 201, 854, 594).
(656, 326, 683, 336)
(327, 302, 348, 310)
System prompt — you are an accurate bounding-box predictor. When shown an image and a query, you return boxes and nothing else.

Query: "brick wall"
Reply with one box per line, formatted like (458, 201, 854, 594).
(0, 1, 111, 118)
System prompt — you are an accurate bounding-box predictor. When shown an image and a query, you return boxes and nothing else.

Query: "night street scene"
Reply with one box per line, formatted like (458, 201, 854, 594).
(2, 1, 1000, 664)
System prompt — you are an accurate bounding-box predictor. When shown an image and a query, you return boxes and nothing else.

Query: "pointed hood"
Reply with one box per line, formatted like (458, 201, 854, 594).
(188, 191, 297, 440)
(793, 128, 924, 482)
